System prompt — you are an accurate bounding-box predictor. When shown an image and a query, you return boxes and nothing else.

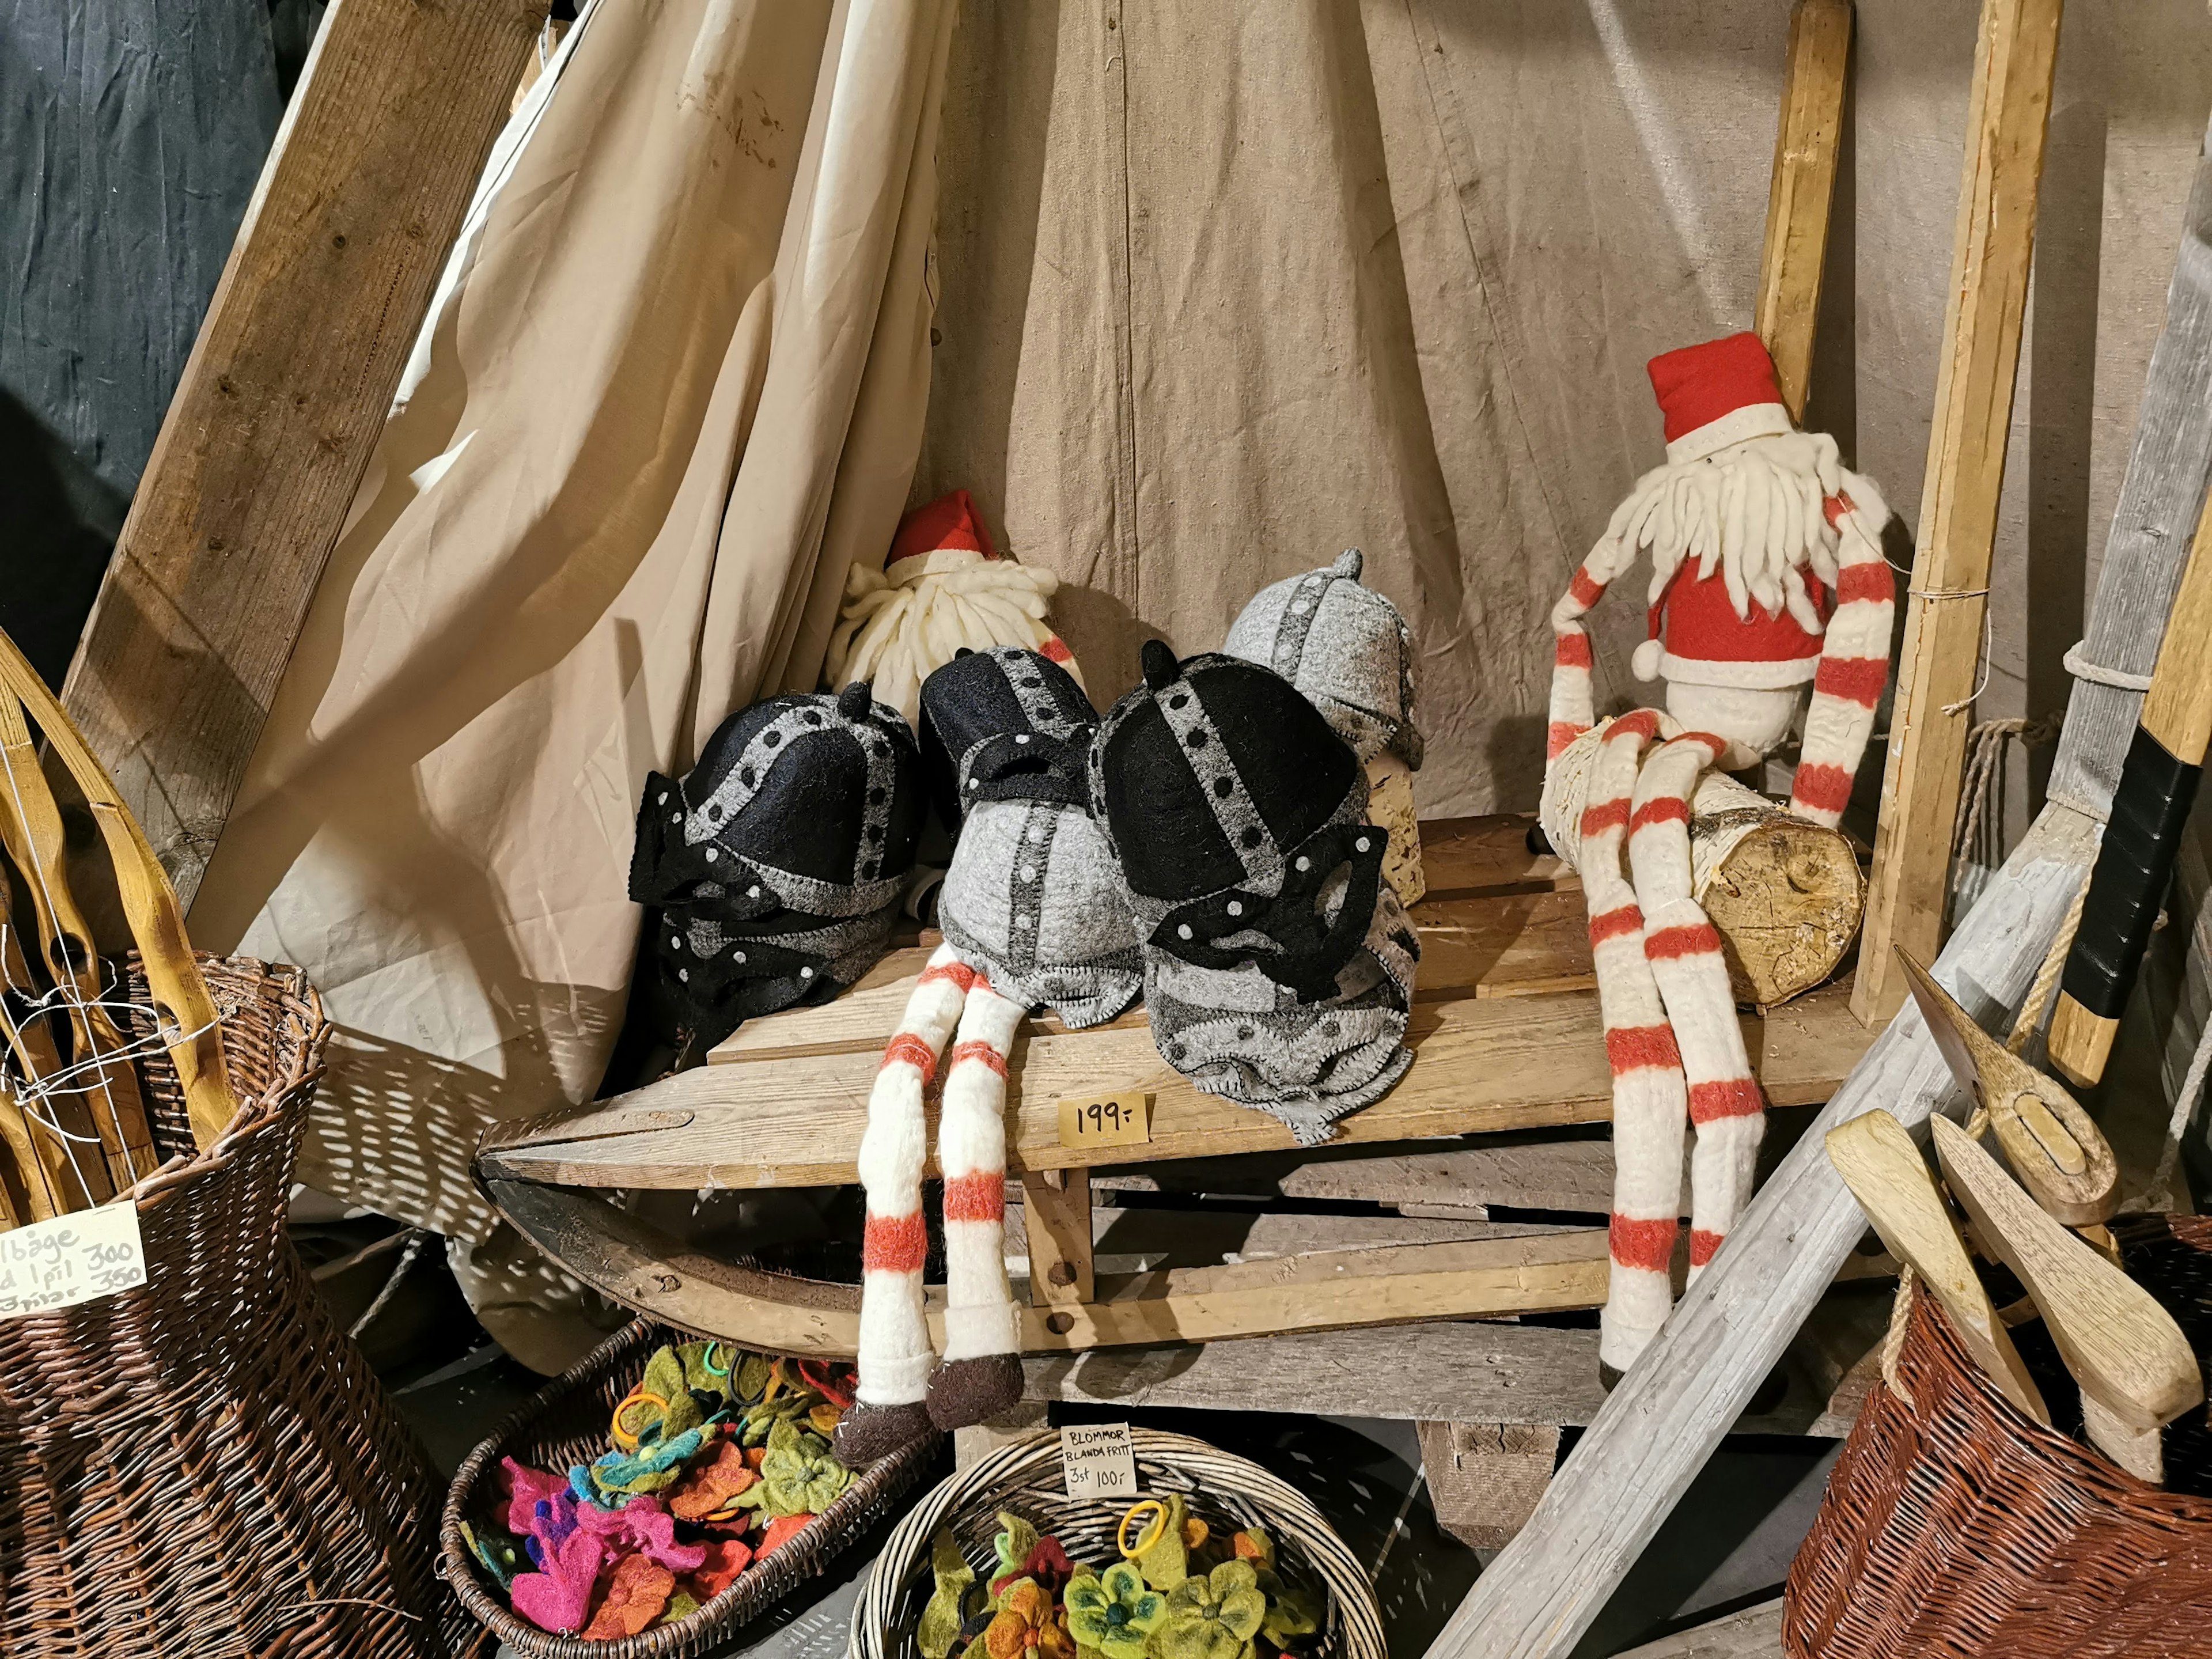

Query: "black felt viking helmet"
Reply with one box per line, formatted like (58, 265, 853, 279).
(628, 683, 923, 1050)
(1090, 641, 1384, 1001)
(919, 644, 1097, 826)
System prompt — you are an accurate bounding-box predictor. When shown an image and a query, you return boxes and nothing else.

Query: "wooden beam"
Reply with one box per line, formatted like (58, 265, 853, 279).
(1755, 0, 1853, 420)
(62, 0, 550, 907)
(1022, 1172, 1096, 1305)
(1613, 1603, 1782, 1659)
(1854, 0, 2066, 1022)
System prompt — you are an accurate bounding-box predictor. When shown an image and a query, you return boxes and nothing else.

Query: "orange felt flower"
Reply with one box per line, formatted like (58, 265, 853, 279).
(756, 1513, 815, 1556)
(668, 1441, 759, 1521)
(582, 1554, 676, 1642)
(684, 1536, 755, 1600)
(984, 1579, 1077, 1659)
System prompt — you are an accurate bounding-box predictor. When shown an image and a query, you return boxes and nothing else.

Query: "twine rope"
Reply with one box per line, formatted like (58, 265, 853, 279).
(2062, 641, 2156, 693)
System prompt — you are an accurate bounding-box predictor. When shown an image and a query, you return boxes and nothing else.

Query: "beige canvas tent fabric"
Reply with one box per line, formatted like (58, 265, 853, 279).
(189, 0, 957, 1365)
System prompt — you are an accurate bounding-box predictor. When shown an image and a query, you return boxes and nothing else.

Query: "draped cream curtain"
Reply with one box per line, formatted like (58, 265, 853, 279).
(190, 0, 957, 1365)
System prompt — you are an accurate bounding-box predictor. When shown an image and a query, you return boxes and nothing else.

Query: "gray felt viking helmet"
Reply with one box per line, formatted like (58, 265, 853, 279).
(923, 649, 1142, 1029)
(1223, 548, 1422, 771)
(1090, 641, 1418, 1143)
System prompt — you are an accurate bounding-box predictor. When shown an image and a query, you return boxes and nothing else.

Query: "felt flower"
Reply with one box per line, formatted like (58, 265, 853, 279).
(982, 1578, 1075, 1659)
(460, 1520, 523, 1591)
(1230, 1528, 1273, 1569)
(683, 1536, 755, 1600)
(797, 1358, 857, 1408)
(1131, 1495, 1192, 1591)
(581, 1552, 676, 1641)
(990, 1535, 1073, 1600)
(661, 1590, 701, 1627)
(1063, 1563, 1166, 1659)
(991, 1514, 1040, 1586)
(733, 1353, 775, 1405)
(918, 1531, 979, 1659)
(1260, 1581, 1321, 1648)
(502, 1459, 573, 1540)
(509, 1527, 607, 1634)
(1155, 1561, 1266, 1659)
(635, 1344, 710, 1441)
(753, 1418, 853, 1517)
(574, 1495, 708, 1573)
(756, 1512, 816, 1556)
(583, 1425, 708, 1499)
(668, 1440, 759, 1521)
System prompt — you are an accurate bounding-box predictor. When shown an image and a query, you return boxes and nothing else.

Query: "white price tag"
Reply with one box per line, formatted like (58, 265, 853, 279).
(0, 1203, 146, 1316)
(1062, 1422, 1138, 1503)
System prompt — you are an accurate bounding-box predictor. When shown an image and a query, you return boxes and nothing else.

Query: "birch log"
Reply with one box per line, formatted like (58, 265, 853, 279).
(1541, 723, 1863, 1006)
(1425, 108, 2212, 1659)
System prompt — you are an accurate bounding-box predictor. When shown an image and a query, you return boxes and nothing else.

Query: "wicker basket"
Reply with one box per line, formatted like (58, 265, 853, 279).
(1783, 1216, 2212, 1659)
(441, 1320, 941, 1658)
(851, 1427, 1387, 1659)
(0, 955, 467, 1659)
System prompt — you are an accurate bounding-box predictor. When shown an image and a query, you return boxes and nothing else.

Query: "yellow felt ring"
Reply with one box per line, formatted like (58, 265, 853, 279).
(611, 1389, 669, 1452)
(1118, 1500, 1168, 1560)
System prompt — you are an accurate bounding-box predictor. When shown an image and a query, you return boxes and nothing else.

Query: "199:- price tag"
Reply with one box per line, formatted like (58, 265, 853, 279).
(1055, 1090, 1152, 1151)
(0, 1202, 146, 1316)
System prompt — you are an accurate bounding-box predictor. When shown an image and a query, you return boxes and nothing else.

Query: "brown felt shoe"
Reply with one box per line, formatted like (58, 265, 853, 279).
(832, 1399, 935, 1467)
(926, 1353, 1024, 1431)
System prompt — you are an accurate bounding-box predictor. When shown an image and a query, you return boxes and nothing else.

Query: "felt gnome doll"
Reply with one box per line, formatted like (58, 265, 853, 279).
(824, 490, 1085, 732)
(1092, 642, 1419, 1147)
(1544, 332, 1895, 1379)
(835, 648, 1140, 1466)
(1224, 549, 1428, 906)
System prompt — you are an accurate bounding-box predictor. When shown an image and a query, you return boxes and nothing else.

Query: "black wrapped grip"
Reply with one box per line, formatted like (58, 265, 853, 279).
(2060, 724, 2203, 1020)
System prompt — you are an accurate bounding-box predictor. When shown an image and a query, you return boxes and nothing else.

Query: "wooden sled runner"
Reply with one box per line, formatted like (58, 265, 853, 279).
(478, 816, 1883, 1362)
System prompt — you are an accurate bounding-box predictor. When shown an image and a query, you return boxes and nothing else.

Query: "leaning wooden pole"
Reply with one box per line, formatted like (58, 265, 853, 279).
(1426, 104, 2212, 1659)
(60, 0, 548, 908)
(1754, 0, 1853, 422)
(1854, 0, 2066, 1023)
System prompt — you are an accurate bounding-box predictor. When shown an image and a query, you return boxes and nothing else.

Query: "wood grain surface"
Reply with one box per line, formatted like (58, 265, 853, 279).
(62, 0, 549, 907)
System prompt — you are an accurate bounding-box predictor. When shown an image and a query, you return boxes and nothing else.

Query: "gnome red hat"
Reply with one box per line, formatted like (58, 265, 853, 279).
(827, 490, 1083, 730)
(1546, 331, 1895, 827)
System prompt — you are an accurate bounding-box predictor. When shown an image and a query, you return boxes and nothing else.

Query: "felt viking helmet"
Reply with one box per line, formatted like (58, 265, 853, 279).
(924, 647, 1141, 1030)
(1090, 641, 1418, 1145)
(628, 683, 922, 1053)
(1546, 331, 1895, 828)
(1223, 548, 1422, 771)
(824, 490, 1084, 732)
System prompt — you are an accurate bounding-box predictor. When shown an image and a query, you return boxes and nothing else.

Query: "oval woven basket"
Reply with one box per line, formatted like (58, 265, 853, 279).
(441, 1320, 941, 1658)
(850, 1427, 1387, 1659)
(0, 955, 466, 1659)
(1784, 1216, 2212, 1659)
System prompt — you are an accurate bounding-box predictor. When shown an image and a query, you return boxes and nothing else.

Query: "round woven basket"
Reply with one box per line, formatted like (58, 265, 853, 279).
(0, 955, 466, 1659)
(1784, 1217, 2212, 1659)
(441, 1320, 941, 1658)
(850, 1427, 1386, 1659)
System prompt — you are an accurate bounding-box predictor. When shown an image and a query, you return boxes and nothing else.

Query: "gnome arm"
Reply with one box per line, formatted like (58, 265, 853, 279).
(1789, 484, 1895, 828)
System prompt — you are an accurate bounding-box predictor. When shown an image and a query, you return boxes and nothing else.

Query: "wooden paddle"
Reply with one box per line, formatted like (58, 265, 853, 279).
(1897, 948, 2116, 1225)
(1931, 1115, 2204, 1483)
(1826, 1108, 2050, 1425)
(2048, 481, 2212, 1088)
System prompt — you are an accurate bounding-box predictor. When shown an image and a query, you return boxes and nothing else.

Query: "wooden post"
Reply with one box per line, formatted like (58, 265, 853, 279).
(61, 0, 550, 907)
(1854, 0, 2066, 1024)
(1416, 1421, 1561, 1550)
(1755, 0, 1854, 421)
(1021, 1169, 1096, 1306)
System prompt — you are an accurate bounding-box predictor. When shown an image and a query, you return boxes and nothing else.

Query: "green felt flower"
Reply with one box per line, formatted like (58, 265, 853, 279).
(734, 1353, 775, 1405)
(753, 1417, 852, 1517)
(991, 1513, 1041, 1592)
(919, 1531, 979, 1659)
(1154, 1562, 1265, 1659)
(1131, 1495, 1190, 1592)
(1257, 1573, 1319, 1648)
(1063, 1563, 1165, 1659)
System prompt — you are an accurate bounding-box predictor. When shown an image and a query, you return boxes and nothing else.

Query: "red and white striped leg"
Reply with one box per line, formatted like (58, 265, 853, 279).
(1791, 492, 1896, 827)
(926, 972, 1027, 1431)
(1630, 732, 1767, 1283)
(837, 941, 971, 1464)
(1583, 711, 1690, 1377)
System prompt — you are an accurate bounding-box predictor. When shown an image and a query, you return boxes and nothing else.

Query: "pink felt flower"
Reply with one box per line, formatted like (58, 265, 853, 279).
(509, 1525, 608, 1634)
(502, 1459, 576, 1542)
(574, 1494, 708, 1573)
